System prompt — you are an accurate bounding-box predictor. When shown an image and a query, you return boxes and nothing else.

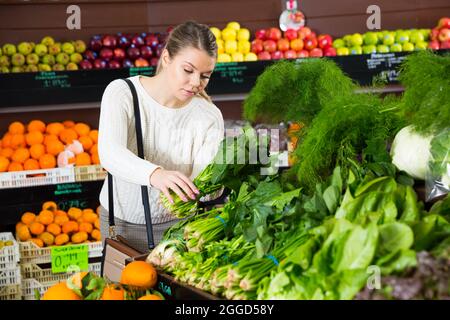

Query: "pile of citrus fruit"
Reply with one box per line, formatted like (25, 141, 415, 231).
(16, 201, 101, 247)
(41, 261, 163, 300)
(0, 120, 99, 172)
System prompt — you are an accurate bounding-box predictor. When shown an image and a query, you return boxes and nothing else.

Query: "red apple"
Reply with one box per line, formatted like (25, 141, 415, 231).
(257, 51, 271, 60)
(134, 57, 149, 67)
(271, 51, 283, 60)
(298, 27, 312, 40)
(284, 50, 297, 59)
(440, 40, 450, 49)
(127, 46, 140, 59)
(307, 32, 317, 40)
(263, 40, 277, 53)
(140, 45, 153, 59)
(324, 47, 337, 57)
(277, 38, 290, 52)
(131, 35, 144, 47)
(89, 37, 102, 51)
(102, 35, 117, 48)
(428, 40, 440, 50)
(79, 60, 93, 70)
(438, 28, 450, 42)
(318, 34, 333, 49)
(118, 36, 130, 48)
(155, 43, 165, 57)
(251, 39, 264, 53)
(113, 48, 126, 60)
(99, 48, 113, 61)
(431, 28, 440, 41)
(284, 29, 298, 41)
(255, 29, 267, 40)
(304, 38, 318, 51)
(93, 59, 107, 69)
(309, 48, 323, 57)
(122, 59, 134, 68)
(297, 50, 309, 58)
(83, 50, 97, 61)
(144, 34, 159, 49)
(267, 28, 282, 41)
(150, 57, 159, 67)
(290, 39, 304, 51)
(108, 60, 121, 69)
(438, 17, 450, 29)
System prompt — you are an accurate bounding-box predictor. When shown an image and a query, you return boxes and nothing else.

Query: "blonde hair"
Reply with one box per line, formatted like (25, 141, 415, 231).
(155, 21, 217, 103)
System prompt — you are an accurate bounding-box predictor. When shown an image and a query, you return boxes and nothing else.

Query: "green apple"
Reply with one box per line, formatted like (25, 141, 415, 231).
(402, 42, 415, 52)
(74, 40, 86, 53)
(363, 45, 377, 54)
(25, 64, 39, 73)
(390, 43, 403, 52)
(409, 30, 424, 44)
(0, 55, 10, 67)
(52, 63, 65, 71)
(30, 42, 36, 50)
(62, 42, 75, 55)
(336, 47, 350, 56)
(39, 64, 52, 72)
(48, 44, 61, 55)
(70, 53, 83, 64)
(350, 33, 363, 46)
(244, 52, 258, 62)
(395, 32, 409, 44)
(350, 46, 362, 55)
(42, 54, 56, 65)
(343, 35, 353, 47)
(377, 44, 390, 53)
(0, 47, 2, 56)
(34, 44, 48, 56)
(333, 39, 345, 49)
(415, 41, 428, 50)
(12, 66, 23, 73)
(11, 53, 25, 66)
(383, 34, 395, 46)
(56, 52, 70, 65)
(41, 36, 55, 46)
(26, 53, 39, 65)
(2, 44, 16, 56)
(363, 32, 378, 45)
(1, 66, 10, 73)
(66, 62, 78, 71)
(420, 29, 430, 41)
(18, 42, 33, 55)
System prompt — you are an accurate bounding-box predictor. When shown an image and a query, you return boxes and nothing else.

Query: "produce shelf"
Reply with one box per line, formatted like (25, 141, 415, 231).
(0, 284, 21, 300)
(0, 232, 20, 269)
(156, 272, 220, 300)
(2, 50, 448, 108)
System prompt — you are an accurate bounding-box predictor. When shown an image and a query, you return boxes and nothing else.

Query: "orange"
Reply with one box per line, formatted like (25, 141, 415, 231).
(2, 133, 12, 148)
(46, 122, 65, 136)
(59, 128, 78, 144)
(1, 147, 13, 158)
(91, 229, 101, 241)
(25, 131, 44, 146)
(101, 285, 125, 300)
(30, 144, 45, 160)
(90, 144, 98, 156)
(79, 222, 93, 234)
(67, 272, 88, 290)
(11, 148, 30, 163)
(42, 201, 58, 211)
(46, 140, 64, 156)
(29, 222, 45, 236)
(78, 136, 93, 151)
(54, 215, 70, 226)
(39, 232, 55, 246)
(43, 134, 59, 146)
(24, 158, 40, 170)
(8, 122, 25, 134)
(27, 120, 46, 133)
(91, 153, 100, 165)
(120, 261, 157, 289)
(71, 231, 88, 244)
(74, 123, 90, 137)
(39, 154, 56, 169)
(67, 207, 83, 220)
(17, 225, 31, 241)
(75, 152, 91, 166)
(30, 238, 44, 248)
(10, 134, 26, 149)
(55, 210, 67, 217)
(63, 120, 75, 128)
(38, 210, 54, 225)
(0, 156, 10, 172)
(89, 130, 98, 143)
(21, 212, 36, 225)
(138, 294, 163, 300)
(41, 282, 81, 300)
(15, 222, 25, 233)
(46, 223, 61, 236)
(62, 220, 78, 234)
(55, 233, 69, 246)
(96, 206, 101, 215)
(82, 210, 97, 222)
(94, 218, 100, 230)
(8, 162, 23, 172)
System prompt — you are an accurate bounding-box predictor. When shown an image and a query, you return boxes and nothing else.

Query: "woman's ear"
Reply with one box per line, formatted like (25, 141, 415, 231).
(161, 49, 171, 68)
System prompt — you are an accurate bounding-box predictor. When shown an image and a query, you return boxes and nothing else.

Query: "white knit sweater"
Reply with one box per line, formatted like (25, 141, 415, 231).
(98, 76, 224, 224)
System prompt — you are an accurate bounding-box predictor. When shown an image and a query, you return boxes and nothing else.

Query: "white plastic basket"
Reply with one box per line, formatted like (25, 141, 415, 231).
(21, 262, 101, 300)
(19, 240, 103, 264)
(0, 167, 75, 189)
(0, 266, 21, 286)
(74, 165, 106, 182)
(0, 232, 20, 269)
(0, 284, 21, 300)
(21, 262, 101, 283)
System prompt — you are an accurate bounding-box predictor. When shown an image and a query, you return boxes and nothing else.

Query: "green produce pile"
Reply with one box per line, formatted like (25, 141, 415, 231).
(151, 52, 450, 300)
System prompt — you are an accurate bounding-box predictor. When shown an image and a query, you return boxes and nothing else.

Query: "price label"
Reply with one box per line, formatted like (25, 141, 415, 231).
(51, 244, 88, 274)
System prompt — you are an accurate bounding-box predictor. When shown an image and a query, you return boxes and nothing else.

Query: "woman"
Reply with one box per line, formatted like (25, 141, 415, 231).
(98, 21, 224, 252)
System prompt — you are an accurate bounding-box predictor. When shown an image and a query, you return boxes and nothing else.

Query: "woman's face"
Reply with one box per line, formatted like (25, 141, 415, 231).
(161, 47, 216, 103)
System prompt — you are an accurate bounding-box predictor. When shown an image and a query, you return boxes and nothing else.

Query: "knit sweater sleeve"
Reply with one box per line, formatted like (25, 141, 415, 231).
(98, 79, 161, 186)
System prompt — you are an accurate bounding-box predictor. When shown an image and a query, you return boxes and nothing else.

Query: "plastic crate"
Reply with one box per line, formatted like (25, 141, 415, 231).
(0, 284, 21, 300)
(19, 241, 103, 264)
(21, 262, 101, 300)
(0, 266, 21, 286)
(0, 232, 20, 269)
(21, 261, 101, 283)
(74, 165, 106, 182)
(0, 167, 75, 189)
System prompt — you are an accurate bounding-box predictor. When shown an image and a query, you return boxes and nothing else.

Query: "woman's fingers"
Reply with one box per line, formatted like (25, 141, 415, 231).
(170, 175, 196, 200)
(175, 172, 199, 195)
(167, 181, 188, 202)
(161, 187, 174, 204)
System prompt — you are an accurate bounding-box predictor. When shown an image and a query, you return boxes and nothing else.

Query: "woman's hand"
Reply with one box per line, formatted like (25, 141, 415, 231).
(150, 168, 199, 204)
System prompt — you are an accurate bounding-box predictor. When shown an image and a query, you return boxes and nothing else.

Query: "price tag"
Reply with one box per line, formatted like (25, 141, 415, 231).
(51, 244, 88, 274)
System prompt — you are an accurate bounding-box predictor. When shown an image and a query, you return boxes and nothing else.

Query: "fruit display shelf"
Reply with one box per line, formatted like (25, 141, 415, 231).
(1, 49, 448, 109)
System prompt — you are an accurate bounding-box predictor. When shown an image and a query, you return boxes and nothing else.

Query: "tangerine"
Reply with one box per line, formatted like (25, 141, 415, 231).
(46, 123, 64, 136)
(39, 154, 56, 169)
(24, 158, 40, 170)
(9, 121, 25, 134)
(27, 120, 46, 133)
(59, 128, 78, 144)
(120, 261, 157, 289)
(8, 162, 23, 172)
(41, 282, 81, 300)
(11, 148, 30, 163)
(30, 144, 45, 160)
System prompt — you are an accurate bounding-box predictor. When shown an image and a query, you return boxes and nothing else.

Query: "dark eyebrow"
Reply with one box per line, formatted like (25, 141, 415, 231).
(184, 61, 213, 74)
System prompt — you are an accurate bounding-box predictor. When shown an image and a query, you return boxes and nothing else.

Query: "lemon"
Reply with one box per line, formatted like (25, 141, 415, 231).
(217, 53, 232, 63)
(210, 27, 221, 40)
(231, 52, 244, 62)
(237, 28, 250, 42)
(217, 39, 224, 54)
(227, 21, 241, 31)
(224, 40, 238, 54)
(221, 28, 237, 41)
(238, 41, 251, 54)
(244, 52, 258, 62)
